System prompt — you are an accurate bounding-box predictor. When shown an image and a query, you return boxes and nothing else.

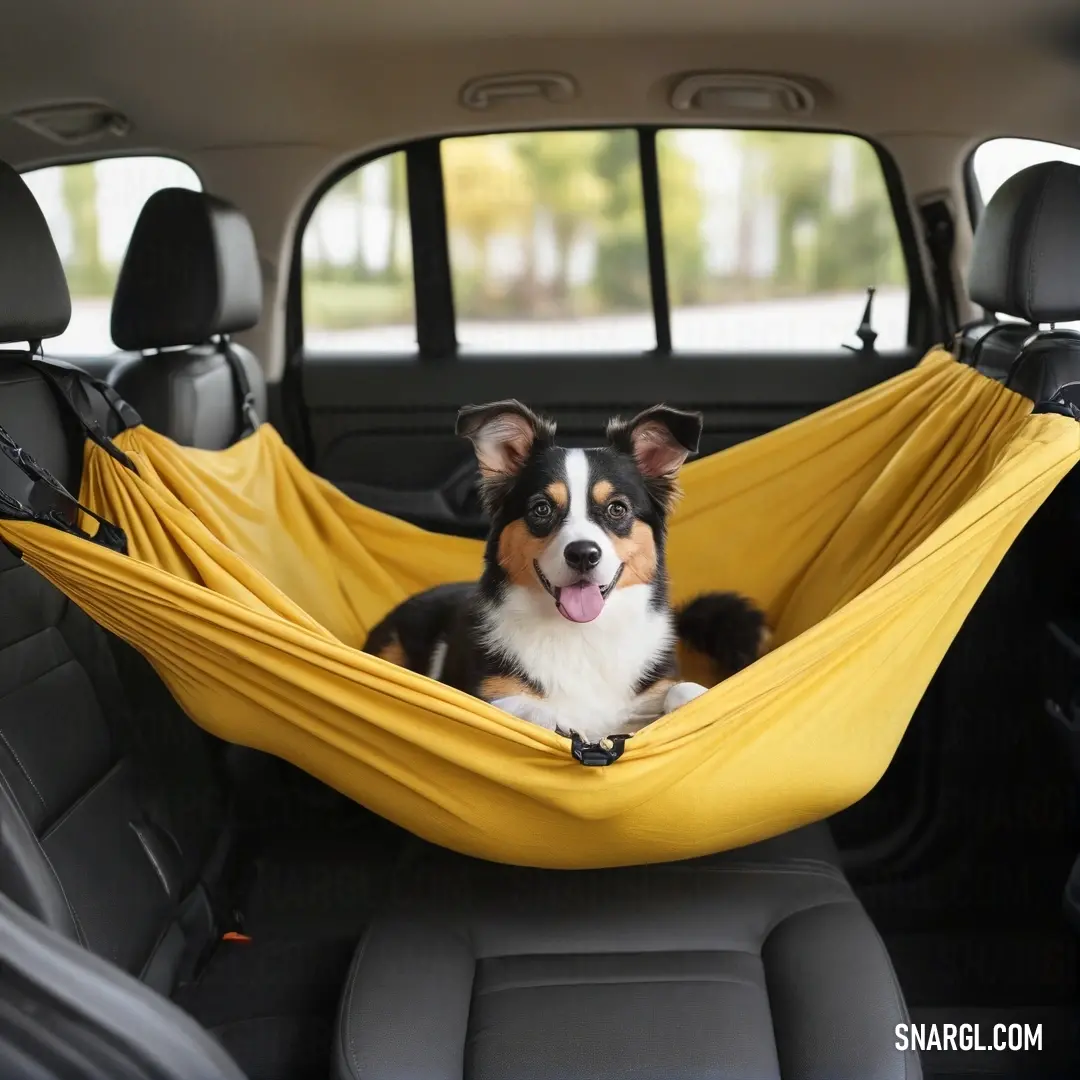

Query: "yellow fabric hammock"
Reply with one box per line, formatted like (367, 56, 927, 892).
(1, 348, 1078, 869)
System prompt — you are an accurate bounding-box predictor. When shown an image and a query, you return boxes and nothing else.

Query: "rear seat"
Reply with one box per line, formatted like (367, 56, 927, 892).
(107, 187, 267, 450)
(337, 831, 919, 1080)
(1, 158, 920, 1079)
(0, 160, 371, 1080)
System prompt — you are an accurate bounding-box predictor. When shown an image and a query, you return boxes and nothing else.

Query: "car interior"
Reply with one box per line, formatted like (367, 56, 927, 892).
(2, 1, 1080, 1078)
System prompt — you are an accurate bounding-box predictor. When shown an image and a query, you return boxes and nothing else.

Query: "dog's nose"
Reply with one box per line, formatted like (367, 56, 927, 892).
(563, 539, 602, 572)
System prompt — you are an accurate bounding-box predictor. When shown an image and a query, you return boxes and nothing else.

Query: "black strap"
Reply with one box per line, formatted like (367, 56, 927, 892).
(0, 420, 127, 553)
(215, 336, 260, 441)
(921, 198, 959, 343)
(1033, 400, 1080, 420)
(4, 348, 141, 471)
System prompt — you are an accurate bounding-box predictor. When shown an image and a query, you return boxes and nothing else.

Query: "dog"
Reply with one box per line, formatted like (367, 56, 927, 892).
(363, 399, 769, 745)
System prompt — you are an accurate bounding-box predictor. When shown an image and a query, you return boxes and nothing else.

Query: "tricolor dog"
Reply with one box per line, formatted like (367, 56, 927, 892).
(364, 400, 769, 744)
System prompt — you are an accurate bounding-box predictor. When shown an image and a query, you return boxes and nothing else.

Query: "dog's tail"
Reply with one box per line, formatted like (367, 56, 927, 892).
(675, 591, 772, 680)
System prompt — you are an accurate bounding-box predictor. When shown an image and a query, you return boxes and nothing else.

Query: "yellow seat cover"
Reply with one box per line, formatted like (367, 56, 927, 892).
(1, 349, 1076, 868)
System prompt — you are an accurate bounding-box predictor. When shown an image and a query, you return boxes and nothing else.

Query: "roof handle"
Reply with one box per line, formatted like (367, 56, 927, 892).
(669, 72, 816, 117)
(460, 72, 578, 111)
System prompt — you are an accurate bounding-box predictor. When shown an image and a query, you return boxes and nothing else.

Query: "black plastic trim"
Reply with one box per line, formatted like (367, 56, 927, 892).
(406, 140, 457, 359)
(638, 128, 672, 354)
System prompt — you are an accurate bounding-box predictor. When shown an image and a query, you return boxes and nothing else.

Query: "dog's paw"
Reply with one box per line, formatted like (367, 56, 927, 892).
(663, 681, 709, 714)
(490, 695, 560, 732)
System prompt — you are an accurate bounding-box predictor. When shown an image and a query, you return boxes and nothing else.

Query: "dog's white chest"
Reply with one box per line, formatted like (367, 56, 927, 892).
(483, 584, 673, 742)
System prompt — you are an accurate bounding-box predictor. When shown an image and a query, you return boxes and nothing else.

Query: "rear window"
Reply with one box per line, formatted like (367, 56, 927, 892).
(22, 156, 202, 356)
(971, 137, 1080, 207)
(299, 128, 911, 356)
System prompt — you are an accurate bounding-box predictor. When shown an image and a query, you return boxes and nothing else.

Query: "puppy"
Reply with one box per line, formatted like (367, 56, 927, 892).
(363, 400, 768, 745)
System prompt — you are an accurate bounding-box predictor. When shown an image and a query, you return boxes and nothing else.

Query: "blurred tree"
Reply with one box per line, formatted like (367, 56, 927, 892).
(510, 131, 605, 307)
(656, 135, 706, 308)
(385, 152, 408, 282)
(442, 136, 534, 314)
(736, 132, 906, 295)
(592, 131, 649, 311)
(62, 163, 109, 297)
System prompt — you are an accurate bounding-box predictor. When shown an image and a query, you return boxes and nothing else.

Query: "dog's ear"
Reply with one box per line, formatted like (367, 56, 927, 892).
(456, 400, 555, 511)
(607, 405, 702, 478)
(607, 405, 703, 511)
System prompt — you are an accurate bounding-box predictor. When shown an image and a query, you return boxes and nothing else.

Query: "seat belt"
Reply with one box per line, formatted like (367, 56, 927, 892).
(919, 197, 960, 343)
(214, 335, 260, 442)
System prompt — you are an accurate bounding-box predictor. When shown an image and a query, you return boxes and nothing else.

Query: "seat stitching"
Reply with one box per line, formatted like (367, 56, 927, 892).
(867, 914, 913, 1080)
(475, 973, 760, 996)
(0, 769, 88, 947)
(129, 822, 172, 895)
(762, 897, 911, 1080)
(0, 727, 47, 811)
(0, 620, 66, 656)
(0, 653, 78, 706)
(40, 759, 125, 842)
(342, 926, 371, 1080)
(664, 861, 848, 885)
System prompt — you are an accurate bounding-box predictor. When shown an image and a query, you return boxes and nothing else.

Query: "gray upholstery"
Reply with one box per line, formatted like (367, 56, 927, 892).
(968, 160, 1080, 324)
(110, 340, 265, 450)
(109, 189, 267, 450)
(335, 829, 921, 1080)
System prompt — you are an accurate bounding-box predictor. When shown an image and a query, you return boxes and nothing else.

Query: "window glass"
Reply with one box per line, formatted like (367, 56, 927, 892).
(441, 130, 654, 352)
(658, 130, 909, 351)
(302, 151, 414, 354)
(22, 156, 201, 355)
(971, 137, 1080, 207)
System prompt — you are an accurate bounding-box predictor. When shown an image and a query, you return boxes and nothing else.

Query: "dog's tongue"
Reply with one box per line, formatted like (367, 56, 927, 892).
(556, 582, 605, 623)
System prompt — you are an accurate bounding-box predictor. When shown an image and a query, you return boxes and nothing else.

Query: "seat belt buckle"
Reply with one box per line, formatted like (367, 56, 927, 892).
(240, 393, 259, 434)
(569, 733, 629, 766)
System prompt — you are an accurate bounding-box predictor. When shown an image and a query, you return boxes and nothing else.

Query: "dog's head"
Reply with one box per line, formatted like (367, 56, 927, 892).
(457, 400, 703, 623)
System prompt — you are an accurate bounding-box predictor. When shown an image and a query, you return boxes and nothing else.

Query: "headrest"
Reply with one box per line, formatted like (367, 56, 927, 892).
(968, 160, 1080, 324)
(111, 188, 262, 352)
(0, 159, 71, 345)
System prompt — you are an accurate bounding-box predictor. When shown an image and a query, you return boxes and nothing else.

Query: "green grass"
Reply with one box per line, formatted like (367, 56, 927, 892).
(303, 279, 413, 331)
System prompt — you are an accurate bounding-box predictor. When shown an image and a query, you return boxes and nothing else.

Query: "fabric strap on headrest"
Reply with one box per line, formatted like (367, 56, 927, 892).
(968, 160, 1080, 324)
(111, 188, 262, 352)
(0, 160, 72, 345)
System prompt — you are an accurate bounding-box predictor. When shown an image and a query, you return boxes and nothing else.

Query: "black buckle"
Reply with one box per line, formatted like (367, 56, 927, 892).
(240, 392, 260, 434)
(569, 732, 629, 766)
(0, 424, 127, 554)
(1033, 398, 1080, 421)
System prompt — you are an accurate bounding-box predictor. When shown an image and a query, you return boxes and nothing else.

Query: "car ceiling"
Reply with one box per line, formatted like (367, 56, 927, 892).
(2, 0, 1079, 378)
(2, 0, 1080, 167)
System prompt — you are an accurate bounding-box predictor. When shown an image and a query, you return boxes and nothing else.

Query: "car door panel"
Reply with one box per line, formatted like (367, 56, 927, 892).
(300, 349, 918, 534)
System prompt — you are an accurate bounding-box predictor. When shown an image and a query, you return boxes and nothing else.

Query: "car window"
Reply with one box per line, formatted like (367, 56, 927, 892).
(302, 151, 415, 355)
(299, 128, 914, 356)
(659, 130, 908, 352)
(971, 137, 1080, 207)
(21, 156, 202, 356)
(442, 130, 653, 353)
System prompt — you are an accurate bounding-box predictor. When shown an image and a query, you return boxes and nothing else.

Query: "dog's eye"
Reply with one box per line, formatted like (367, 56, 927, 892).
(606, 500, 630, 520)
(530, 500, 553, 519)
